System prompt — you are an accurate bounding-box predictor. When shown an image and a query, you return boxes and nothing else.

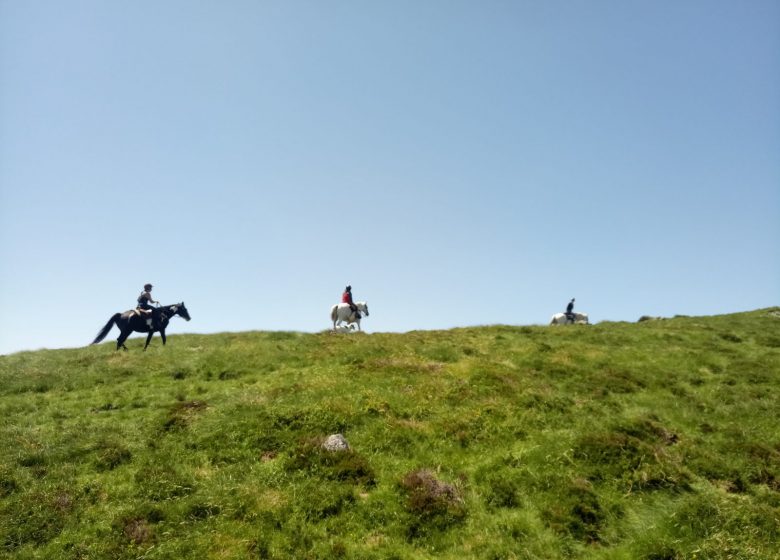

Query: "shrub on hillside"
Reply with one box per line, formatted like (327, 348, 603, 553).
(401, 469, 466, 521)
(112, 507, 163, 547)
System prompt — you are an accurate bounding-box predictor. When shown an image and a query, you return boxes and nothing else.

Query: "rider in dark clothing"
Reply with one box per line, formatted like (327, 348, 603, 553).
(565, 298, 575, 323)
(136, 283, 161, 330)
(342, 285, 360, 319)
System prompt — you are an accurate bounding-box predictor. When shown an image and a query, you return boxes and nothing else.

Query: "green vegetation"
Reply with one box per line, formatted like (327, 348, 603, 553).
(1, 309, 779, 559)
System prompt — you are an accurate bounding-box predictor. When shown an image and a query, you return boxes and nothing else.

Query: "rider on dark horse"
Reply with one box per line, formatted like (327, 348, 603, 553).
(565, 298, 575, 323)
(342, 285, 360, 319)
(136, 283, 161, 330)
(93, 298, 191, 350)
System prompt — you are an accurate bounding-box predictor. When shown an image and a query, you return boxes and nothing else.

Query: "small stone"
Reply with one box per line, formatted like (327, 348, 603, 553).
(322, 434, 350, 452)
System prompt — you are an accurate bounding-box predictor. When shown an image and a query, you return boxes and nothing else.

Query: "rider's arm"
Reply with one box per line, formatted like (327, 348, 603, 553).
(142, 292, 157, 305)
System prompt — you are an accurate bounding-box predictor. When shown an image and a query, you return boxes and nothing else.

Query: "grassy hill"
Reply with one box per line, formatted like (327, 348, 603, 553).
(1, 310, 779, 559)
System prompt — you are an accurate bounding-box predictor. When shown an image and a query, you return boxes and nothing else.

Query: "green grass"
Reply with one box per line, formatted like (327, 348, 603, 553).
(1, 309, 779, 559)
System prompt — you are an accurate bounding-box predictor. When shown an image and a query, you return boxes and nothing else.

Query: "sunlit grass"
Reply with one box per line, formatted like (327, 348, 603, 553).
(1, 309, 778, 558)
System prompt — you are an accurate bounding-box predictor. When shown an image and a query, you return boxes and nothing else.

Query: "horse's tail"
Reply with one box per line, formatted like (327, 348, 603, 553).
(92, 313, 120, 344)
(330, 305, 338, 322)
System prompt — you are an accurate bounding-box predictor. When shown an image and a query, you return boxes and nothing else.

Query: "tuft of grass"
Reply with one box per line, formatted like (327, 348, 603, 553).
(287, 438, 377, 486)
(541, 478, 608, 543)
(94, 439, 133, 471)
(575, 420, 692, 493)
(2, 489, 74, 551)
(160, 399, 208, 432)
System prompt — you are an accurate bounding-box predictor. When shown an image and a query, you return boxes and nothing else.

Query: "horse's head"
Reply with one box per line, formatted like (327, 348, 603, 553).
(172, 302, 191, 321)
(357, 302, 369, 317)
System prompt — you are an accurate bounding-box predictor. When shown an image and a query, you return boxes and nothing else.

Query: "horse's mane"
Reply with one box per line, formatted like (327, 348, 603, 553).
(158, 303, 185, 316)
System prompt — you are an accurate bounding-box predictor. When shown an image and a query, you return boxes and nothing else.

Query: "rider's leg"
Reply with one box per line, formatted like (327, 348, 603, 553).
(141, 308, 153, 328)
(151, 309, 162, 331)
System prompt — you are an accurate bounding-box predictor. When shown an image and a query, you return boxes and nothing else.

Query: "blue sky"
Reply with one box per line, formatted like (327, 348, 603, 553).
(1, 1, 778, 354)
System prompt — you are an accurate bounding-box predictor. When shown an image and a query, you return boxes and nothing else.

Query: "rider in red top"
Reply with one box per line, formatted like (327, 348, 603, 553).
(342, 285, 360, 318)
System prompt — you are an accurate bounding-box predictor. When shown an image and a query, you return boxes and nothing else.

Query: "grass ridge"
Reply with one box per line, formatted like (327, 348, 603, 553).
(1, 308, 778, 558)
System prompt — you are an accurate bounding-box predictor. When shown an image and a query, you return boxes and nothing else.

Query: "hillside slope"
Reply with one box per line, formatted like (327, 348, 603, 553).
(1, 310, 779, 559)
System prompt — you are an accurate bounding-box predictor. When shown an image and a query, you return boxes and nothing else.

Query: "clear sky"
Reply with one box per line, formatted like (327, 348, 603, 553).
(1, 1, 778, 355)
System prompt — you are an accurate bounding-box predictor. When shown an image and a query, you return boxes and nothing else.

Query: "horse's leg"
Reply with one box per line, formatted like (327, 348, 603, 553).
(160, 329, 167, 345)
(356, 319, 361, 331)
(143, 332, 154, 351)
(117, 330, 129, 351)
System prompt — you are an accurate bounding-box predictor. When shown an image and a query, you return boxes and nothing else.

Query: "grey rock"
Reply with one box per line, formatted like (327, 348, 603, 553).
(322, 434, 350, 452)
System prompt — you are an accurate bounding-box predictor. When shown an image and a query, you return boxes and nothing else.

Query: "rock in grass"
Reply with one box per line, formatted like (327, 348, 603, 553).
(322, 434, 350, 452)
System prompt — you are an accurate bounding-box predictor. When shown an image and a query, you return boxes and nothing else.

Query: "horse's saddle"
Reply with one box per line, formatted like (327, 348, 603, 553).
(128, 309, 161, 328)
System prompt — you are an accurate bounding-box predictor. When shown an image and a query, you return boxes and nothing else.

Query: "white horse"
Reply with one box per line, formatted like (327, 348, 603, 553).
(331, 302, 369, 331)
(550, 312, 589, 325)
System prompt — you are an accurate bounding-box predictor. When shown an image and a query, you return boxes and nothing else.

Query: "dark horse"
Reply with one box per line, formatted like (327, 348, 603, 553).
(92, 303, 191, 350)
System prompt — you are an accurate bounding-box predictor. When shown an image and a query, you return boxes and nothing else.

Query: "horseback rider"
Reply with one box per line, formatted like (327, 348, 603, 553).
(565, 298, 575, 323)
(342, 285, 360, 319)
(136, 283, 160, 329)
